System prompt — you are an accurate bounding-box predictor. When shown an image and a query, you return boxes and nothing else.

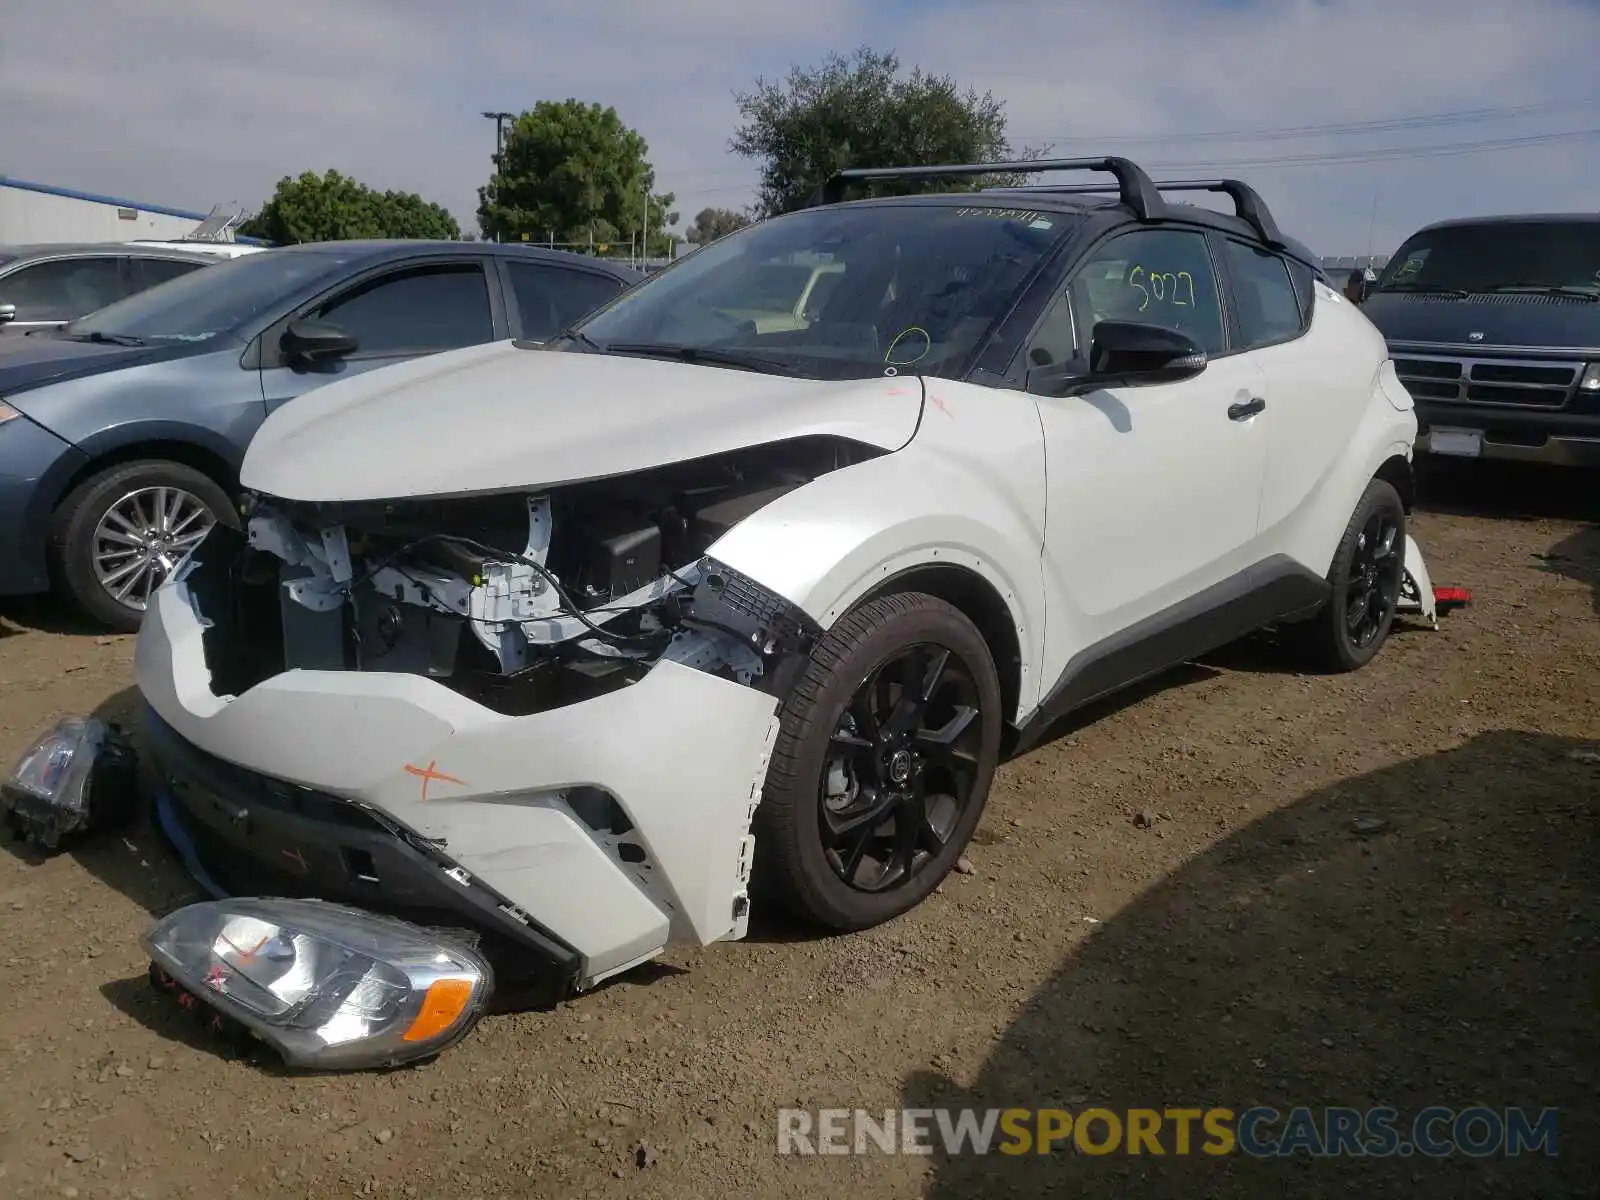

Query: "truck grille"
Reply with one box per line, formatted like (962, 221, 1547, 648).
(1391, 353, 1581, 409)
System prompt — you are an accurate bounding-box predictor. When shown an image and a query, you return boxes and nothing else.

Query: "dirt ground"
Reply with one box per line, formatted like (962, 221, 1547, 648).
(1, 460, 1595, 1200)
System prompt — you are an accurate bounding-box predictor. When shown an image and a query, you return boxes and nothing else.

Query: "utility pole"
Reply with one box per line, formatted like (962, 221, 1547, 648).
(481, 111, 514, 243)
(1365, 190, 1382, 273)
(639, 173, 649, 269)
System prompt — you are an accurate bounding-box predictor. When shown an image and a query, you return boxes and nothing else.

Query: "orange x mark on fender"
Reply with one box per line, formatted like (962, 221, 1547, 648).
(404, 759, 466, 801)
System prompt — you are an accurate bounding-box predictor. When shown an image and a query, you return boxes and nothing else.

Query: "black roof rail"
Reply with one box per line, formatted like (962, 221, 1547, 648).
(990, 177, 1285, 248)
(1146, 179, 1284, 249)
(811, 157, 1167, 221)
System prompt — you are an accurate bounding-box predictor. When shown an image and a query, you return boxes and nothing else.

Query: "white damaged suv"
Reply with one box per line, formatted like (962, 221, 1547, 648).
(135, 159, 1421, 997)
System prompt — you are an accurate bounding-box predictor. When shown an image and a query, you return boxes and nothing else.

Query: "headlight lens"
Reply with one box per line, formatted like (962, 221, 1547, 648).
(143, 898, 493, 1070)
(1579, 363, 1600, 392)
(2, 716, 137, 850)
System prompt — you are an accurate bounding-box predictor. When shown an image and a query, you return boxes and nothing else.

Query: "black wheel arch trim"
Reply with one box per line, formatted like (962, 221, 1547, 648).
(859, 561, 1026, 727)
(1373, 453, 1416, 513)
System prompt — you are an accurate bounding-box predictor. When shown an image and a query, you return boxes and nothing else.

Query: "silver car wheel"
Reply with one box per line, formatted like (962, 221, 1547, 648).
(91, 485, 216, 612)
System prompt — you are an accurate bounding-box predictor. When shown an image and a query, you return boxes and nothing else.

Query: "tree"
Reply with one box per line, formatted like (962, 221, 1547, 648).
(238, 170, 460, 243)
(477, 100, 678, 255)
(684, 207, 752, 245)
(731, 47, 1045, 218)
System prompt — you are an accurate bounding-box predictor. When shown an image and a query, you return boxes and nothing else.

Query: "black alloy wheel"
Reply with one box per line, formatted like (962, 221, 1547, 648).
(820, 642, 985, 893)
(1287, 477, 1407, 673)
(753, 591, 1002, 931)
(1345, 508, 1403, 651)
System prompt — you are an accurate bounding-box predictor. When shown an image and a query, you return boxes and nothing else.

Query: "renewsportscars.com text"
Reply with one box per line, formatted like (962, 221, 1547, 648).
(777, 1106, 1560, 1158)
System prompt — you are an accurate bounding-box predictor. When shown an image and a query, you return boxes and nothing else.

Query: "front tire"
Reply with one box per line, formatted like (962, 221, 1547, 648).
(754, 592, 1003, 931)
(1290, 477, 1406, 672)
(50, 460, 234, 632)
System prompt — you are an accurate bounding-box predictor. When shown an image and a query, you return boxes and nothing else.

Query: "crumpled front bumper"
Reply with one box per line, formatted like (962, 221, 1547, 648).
(135, 581, 782, 989)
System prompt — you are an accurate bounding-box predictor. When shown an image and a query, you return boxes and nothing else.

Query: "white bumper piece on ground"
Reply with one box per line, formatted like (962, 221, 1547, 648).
(136, 581, 782, 988)
(1396, 533, 1438, 628)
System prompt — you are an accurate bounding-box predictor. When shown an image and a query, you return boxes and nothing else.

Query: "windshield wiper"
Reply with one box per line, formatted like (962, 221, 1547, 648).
(64, 330, 147, 346)
(1373, 285, 1470, 298)
(1485, 284, 1600, 302)
(601, 342, 799, 375)
(552, 327, 603, 351)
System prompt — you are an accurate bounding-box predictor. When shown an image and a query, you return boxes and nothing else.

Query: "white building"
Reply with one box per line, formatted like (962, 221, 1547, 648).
(0, 177, 237, 244)
(1320, 254, 1391, 282)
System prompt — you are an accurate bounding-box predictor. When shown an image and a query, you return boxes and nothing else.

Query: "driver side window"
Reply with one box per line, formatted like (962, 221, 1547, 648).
(1028, 228, 1226, 369)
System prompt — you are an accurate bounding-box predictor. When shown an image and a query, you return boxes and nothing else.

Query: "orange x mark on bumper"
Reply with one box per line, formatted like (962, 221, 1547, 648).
(404, 759, 466, 801)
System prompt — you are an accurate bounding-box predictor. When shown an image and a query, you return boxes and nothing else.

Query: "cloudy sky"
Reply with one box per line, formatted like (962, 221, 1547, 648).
(2, 0, 1596, 254)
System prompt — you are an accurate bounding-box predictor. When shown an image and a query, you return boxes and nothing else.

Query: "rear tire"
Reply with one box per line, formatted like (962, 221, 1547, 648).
(1288, 478, 1406, 673)
(754, 592, 1002, 931)
(50, 460, 234, 633)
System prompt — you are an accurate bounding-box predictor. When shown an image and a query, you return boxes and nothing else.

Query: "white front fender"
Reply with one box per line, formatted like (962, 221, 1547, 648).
(1396, 533, 1437, 628)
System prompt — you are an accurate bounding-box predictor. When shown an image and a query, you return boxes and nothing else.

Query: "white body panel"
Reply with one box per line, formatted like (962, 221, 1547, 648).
(128, 241, 264, 258)
(136, 251, 1419, 978)
(138, 582, 781, 984)
(707, 376, 1050, 720)
(1397, 533, 1438, 627)
(1031, 353, 1268, 682)
(240, 341, 923, 502)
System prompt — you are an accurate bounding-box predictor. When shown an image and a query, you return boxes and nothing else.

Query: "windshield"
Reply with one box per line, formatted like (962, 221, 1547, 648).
(568, 202, 1073, 379)
(67, 248, 354, 342)
(1376, 222, 1600, 296)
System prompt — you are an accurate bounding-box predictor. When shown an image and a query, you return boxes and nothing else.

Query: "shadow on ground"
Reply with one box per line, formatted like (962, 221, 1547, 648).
(1539, 524, 1600, 618)
(1416, 459, 1599, 524)
(0, 595, 104, 638)
(905, 731, 1599, 1198)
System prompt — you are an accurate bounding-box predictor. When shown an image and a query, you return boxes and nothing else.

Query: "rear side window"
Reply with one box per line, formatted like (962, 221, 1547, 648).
(313, 262, 493, 354)
(0, 256, 125, 321)
(1285, 258, 1316, 325)
(507, 262, 626, 340)
(130, 257, 208, 291)
(1222, 241, 1304, 349)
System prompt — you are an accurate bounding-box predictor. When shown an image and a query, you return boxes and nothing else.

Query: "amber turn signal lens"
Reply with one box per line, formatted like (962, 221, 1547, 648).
(404, 978, 477, 1042)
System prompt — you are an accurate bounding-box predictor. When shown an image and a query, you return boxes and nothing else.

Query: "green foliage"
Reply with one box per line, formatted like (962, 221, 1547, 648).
(238, 170, 460, 243)
(684, 207, 753, 244)
(731, 47, 1045, 218)
(477, 100, 678, 254)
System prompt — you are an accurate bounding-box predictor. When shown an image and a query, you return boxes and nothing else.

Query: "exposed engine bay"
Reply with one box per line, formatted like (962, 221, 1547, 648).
(185, 436, 879, 714)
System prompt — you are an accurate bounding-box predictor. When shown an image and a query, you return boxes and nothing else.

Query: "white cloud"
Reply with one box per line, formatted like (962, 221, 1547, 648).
(1, 0, 1595, 252)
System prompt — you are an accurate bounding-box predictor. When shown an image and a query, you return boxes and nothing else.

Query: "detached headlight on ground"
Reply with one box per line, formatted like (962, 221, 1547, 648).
(143, 898, 493, 1070)
(2, 716, 137, 850)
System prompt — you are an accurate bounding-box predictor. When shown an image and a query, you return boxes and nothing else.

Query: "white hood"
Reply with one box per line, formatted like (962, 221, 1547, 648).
(241, 341, 924, 502)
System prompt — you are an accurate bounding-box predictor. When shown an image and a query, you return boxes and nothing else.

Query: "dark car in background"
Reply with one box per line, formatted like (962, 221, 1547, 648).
(0, 241, 642, 630)
(1364, 215, 1600, 469)
(0, 243, 225, 335)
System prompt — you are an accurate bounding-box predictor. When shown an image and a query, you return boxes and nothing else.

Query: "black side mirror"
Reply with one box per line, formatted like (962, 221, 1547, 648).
(1087, 320, 1206, 383)
(1026, 320, 1207, 396)
(281, 318, 357, 363)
